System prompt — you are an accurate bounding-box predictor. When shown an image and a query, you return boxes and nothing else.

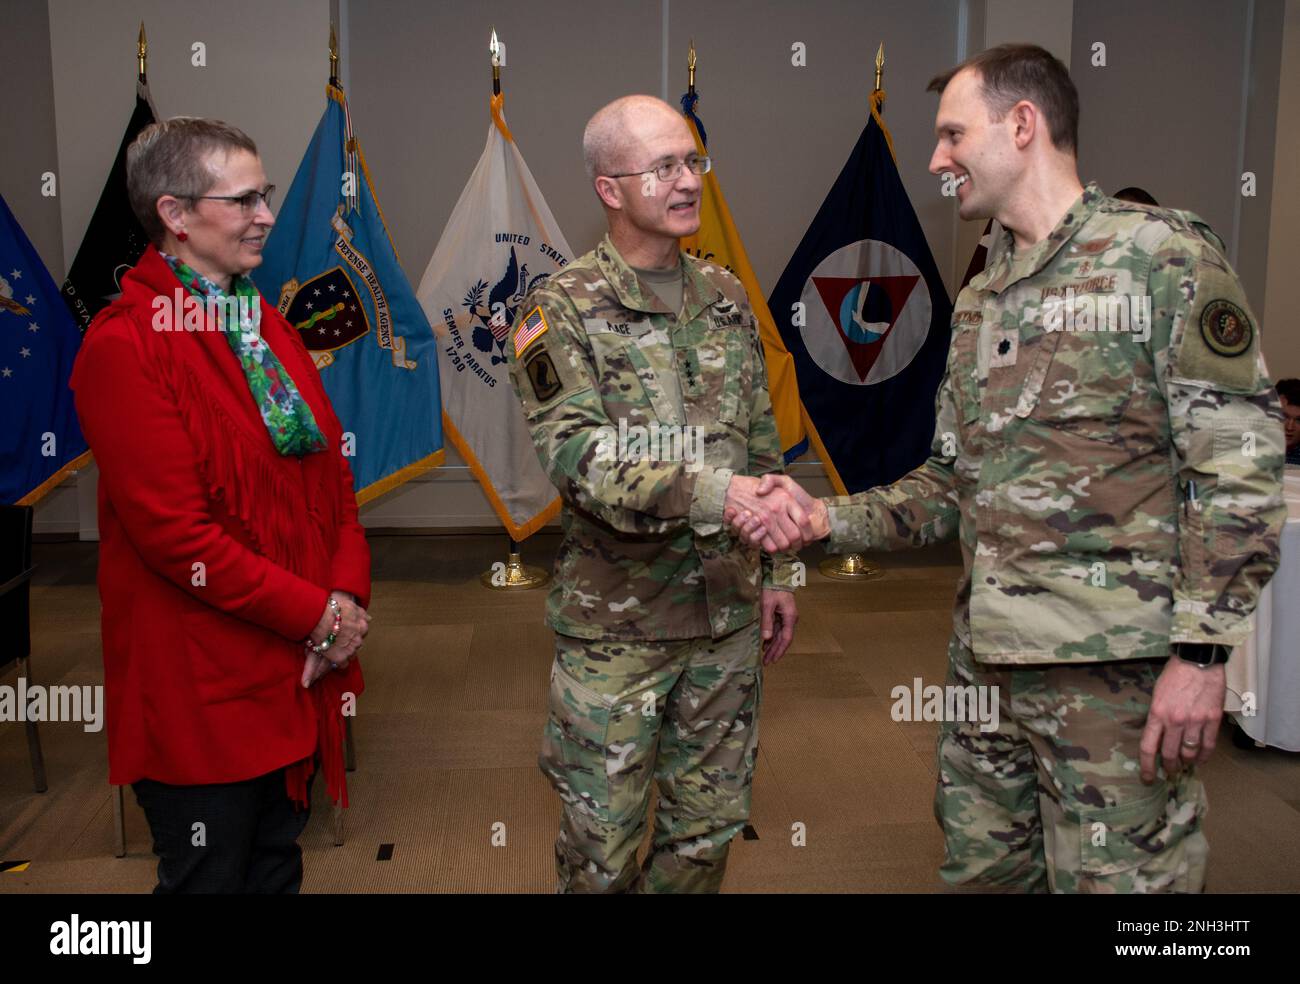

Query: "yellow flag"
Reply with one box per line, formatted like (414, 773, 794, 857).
(679, 102, 808, 458)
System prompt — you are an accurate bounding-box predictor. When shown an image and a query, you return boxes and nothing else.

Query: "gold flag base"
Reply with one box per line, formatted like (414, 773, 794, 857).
(480, 544, 550, 590)
(818, 553, 883, 581)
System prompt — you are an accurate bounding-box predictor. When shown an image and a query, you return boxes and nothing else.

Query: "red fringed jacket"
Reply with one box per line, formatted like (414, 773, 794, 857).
(70, 246, 369, 806)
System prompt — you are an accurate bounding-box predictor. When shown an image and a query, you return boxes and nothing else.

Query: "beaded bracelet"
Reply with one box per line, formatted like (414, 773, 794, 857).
(306, 596, 342, 657)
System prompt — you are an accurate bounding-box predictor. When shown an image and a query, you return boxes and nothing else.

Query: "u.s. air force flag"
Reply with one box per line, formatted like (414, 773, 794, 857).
(254, 84, 443, 503)
(1, 193, 90, 504)
(416, 93, 570, 540)
(769, 90, 951, 494)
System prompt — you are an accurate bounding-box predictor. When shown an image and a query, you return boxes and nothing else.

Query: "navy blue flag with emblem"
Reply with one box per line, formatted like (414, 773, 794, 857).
(769, 91, 951, 495)
(253, 84, 443, 503)
(1, 193, 90, 504)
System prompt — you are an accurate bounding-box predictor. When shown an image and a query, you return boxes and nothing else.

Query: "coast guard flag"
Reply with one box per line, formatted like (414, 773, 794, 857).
(679, 91, 807, 460)
(62, 80, 157, 330)
(769, 91, 951, 494)
(254, 84, 443, 503)
(1, 194, 90, 504)
(416, 94, 569, 540)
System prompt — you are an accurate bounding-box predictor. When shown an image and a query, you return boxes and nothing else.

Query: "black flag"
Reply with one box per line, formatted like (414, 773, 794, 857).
(61, 82, 157, 330)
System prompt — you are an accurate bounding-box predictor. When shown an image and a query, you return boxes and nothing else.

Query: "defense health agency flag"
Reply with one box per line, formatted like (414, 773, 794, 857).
(62, 80, 157, 330)
(254, 84, 443, 503)
(416, 93, 569, 540)
(1, 193, 90, 504)
(769, 90, 952, 495)
(679, 91, 808, 460)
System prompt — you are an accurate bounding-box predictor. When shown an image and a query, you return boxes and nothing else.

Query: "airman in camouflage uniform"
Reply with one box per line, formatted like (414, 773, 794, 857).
(507, 96, 801, 893)
(735, 47, 1285, 892)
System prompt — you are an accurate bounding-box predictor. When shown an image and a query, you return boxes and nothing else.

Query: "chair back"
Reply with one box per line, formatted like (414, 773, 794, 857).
(0, 504, 34, 668)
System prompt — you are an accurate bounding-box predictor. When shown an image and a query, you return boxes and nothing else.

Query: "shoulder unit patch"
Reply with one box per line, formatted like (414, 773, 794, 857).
(1200, 299, 1253, 358)
(524, 348, 562, 402)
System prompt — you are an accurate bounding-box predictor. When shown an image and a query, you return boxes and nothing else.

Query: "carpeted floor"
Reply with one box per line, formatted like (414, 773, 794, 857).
(2, 533, 1298, 893)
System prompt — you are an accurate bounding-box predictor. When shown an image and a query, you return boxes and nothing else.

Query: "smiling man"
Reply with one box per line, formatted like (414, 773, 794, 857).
(506, 94, 809, 893)
(730, 45, 1286, 893)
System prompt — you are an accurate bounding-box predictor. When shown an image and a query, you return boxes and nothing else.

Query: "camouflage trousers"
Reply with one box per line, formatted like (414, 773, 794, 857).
(935, 635, 1209, 893)
(540, 621, 762, 894)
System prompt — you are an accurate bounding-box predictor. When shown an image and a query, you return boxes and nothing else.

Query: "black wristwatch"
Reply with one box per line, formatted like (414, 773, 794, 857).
(1172, 643, 1232, 667)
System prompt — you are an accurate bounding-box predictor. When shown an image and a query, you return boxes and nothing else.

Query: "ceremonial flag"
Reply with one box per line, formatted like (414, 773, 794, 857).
(769, 91, 951, 494)
(254, 84, 443, 503)
(1, 193, 90, 504)
(416, 94, 570, 540)
(959, 218, 997, 292)
(62, 81, 157, 330)
(679, 91, 808, 460)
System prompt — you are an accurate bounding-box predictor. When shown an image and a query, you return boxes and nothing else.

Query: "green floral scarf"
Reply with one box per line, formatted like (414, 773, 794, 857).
(163, 253, 327, 457)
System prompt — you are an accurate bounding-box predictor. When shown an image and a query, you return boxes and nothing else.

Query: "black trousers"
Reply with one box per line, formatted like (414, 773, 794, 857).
(132, 768, 312, 894)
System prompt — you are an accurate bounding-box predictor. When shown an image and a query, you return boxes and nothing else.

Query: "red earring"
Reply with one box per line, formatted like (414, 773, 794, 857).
(177, 230, 188, 242)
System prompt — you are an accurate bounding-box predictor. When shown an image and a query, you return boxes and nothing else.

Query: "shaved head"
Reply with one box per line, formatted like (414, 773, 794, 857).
(583, 94, 685, 181)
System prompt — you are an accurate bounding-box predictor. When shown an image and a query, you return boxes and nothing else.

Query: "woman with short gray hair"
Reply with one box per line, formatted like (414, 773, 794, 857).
(71, 117, 372, 893)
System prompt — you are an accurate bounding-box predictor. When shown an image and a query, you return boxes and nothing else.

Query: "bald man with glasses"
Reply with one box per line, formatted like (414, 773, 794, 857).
(506, 94, 813, 893)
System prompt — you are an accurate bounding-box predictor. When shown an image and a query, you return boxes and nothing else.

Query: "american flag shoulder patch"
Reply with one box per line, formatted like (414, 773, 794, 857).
(514, 305, 549, 357)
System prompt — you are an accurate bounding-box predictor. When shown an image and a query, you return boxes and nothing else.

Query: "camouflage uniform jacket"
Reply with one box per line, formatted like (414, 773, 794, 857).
(507, 234, 797, 641)
(825, 183, 1285, 664)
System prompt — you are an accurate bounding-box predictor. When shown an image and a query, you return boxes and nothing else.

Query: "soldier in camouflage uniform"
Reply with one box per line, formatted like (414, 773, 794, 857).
(733, 46, 1285, 892)
(506, 95, 809, 893)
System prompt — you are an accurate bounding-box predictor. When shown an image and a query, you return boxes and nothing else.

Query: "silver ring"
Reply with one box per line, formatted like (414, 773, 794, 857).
(1181, 737, 1201, 748)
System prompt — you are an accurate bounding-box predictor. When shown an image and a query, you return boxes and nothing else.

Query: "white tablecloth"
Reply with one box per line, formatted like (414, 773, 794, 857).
(1225, 470, 1300, 750)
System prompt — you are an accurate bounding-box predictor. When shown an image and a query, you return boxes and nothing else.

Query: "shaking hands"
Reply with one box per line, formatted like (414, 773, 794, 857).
(723, 474, 830, 553)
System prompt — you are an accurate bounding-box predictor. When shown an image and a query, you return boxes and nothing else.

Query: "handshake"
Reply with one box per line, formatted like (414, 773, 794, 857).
(723, 473, 830, 553)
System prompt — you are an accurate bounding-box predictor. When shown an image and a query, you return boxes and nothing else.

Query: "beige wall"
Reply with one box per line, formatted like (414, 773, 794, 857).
(1264, 0, 1300, 380)
(1072, 1, 1255, 281)
(1, 0, 64, 275)
(987, 0, 1074, 67)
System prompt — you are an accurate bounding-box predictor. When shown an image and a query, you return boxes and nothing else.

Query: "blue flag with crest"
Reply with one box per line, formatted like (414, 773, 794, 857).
(254, 84, 443, 502)
(0, 193, 90, 504)
(769, 91, 951, 495)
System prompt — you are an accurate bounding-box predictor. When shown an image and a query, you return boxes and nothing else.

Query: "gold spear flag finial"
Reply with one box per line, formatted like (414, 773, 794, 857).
(137, 21, 147, 83)
(490, 26, 502, 95)
(329, 22, 340, 85)
(688, 38, 697, 94)
(874, 41, 884, 92)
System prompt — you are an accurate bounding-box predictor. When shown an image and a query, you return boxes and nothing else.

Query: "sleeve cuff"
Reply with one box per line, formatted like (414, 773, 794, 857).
(763, 553, 800, 590)
(690, 465, 734, 534)
(824, 499, 868, 554)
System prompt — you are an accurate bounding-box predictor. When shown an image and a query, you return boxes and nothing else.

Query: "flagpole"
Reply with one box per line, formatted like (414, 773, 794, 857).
(480, 25, 549, 592)
(819, 42, 886, 584)
(329, 21, 340, 88)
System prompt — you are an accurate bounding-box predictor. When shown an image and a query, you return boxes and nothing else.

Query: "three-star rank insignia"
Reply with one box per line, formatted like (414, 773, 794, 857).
(1200, 298, 1253, 357)
(525, 348, 562, 402)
